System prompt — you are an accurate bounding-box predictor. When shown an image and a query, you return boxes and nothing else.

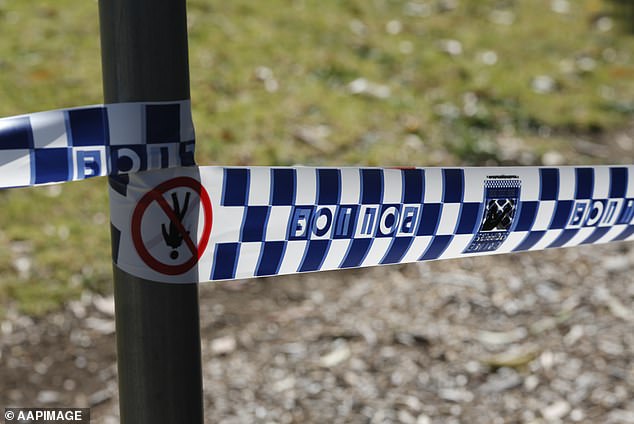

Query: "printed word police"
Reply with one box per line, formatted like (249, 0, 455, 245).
(288, 204, 420, 240)
(110, 142, 194, 175)
(60, 142, 194, 181)
(568, 198, 634, 228)
(288, 198, 634, 241)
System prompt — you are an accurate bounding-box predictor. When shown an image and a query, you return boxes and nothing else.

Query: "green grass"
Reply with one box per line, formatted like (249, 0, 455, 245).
(0, 0, 633, 316)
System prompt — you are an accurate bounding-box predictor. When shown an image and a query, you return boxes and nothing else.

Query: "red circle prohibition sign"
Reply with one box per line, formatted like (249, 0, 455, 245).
(131, 177, 213, 275)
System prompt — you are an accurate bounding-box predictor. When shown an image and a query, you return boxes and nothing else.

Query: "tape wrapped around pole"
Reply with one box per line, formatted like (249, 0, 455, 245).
(0, 101, 194, 188)
(109, 165, 634, 283)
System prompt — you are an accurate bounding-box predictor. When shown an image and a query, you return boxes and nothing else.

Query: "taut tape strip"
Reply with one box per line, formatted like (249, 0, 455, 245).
(109, 165, 634, 283)
(0, 101, 194, 188)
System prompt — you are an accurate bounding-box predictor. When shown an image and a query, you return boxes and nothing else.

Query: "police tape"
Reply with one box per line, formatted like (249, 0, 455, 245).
(0, 101, 193, 188)
(109, 165, 634, 283)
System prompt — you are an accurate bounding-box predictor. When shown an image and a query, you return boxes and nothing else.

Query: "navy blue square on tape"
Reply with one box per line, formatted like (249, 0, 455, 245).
(256, 241, 286, 276)
(420, 235, 451, 260)
(609, 167, 627, 199)
(456, 203, 480, 234)
(212, 243, 240, 280)
(515, 201, 538, 232)
(271, 168, 296, 206)
(550, 200, 573, 229)
(417, 203, 441, 236)
(575, 168, 594, 199)
(0, 117, 33, 149)
(69, 108, 108, 146)
(548, 229, 578, 248)
(513, 231, 545, 251)
(341, 239, 372, 268)
(146, 104, 180, 144)
(402, 169, 424, 204)
(299, 240, 330, 272)
(34, 148, 69, 184)
(442, 169, 464, 203)
(582, 227, 610, 245)
(360, 169, 383, 204)
(241, 206, 269, 242)
(539, 168, 559, 200)
(222, 168, 249, 206)
(381, 237, 414, 264)
(317, 169, 340, 205)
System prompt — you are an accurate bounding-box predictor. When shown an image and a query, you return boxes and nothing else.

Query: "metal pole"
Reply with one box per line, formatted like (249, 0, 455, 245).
(98, 1, 204, 423)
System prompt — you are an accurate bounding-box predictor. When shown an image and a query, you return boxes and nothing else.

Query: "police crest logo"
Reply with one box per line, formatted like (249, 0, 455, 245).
(464, 176, 521, 253)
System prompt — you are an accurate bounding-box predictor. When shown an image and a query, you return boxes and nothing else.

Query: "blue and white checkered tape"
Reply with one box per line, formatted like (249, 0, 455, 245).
(109, 165, 634, 283)
(0, 101, 194, 188)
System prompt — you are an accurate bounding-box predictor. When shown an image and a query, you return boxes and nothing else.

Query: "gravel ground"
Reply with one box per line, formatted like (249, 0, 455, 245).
(1, 241, 633, 424)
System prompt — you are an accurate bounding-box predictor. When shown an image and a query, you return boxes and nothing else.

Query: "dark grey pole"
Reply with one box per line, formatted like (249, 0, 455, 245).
(98, 1, 204, 423)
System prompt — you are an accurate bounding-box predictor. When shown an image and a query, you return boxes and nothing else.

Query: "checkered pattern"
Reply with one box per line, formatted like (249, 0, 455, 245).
(109, 165, 634, 283)
(0, 101, 194, 188)
(505, 167, 632, 252)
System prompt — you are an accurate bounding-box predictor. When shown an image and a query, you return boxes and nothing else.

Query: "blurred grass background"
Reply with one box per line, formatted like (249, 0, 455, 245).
(0, 0, 633, 316)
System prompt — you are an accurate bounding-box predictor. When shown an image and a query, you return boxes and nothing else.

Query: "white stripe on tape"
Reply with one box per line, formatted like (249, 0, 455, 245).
(109, 165, 634, 283)
(0, 101, 194, 188)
